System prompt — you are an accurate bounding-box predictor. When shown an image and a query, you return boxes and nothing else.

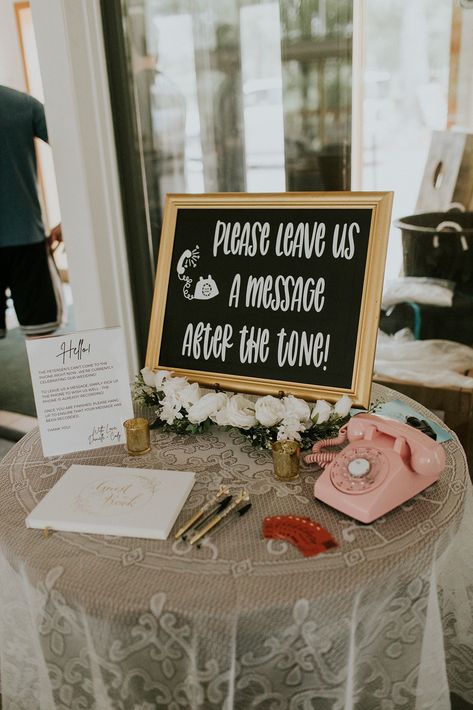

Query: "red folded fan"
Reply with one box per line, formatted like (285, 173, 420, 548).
(263, 515, 338, 557)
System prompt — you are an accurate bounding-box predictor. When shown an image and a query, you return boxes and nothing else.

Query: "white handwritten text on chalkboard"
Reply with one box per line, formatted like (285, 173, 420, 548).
(176, 217, 358, 371)
(181, 321, 330, 370)
(229, 275, 326, 312)
(212, 219, 358, 260)
(148, 193, 392, 404)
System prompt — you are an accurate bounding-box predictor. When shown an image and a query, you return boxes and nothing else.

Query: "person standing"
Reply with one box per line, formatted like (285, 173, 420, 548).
(0, 84, 64, 339)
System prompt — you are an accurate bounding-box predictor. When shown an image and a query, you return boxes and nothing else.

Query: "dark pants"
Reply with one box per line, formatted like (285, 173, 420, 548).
(0, 240, 63, 337)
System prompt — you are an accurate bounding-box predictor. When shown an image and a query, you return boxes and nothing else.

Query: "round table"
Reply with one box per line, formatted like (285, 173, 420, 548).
(0, 384, 472, 710)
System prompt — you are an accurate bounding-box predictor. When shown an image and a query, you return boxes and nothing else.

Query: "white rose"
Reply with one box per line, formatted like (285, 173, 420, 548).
(177, 382, 201, 410)
(140, 367, 156, 387)
(255, 395, 286, 427)
(162, 376, 188, 397)
(283, 395, 311, 422)
(334, 395, 352, 418)
(187, 392, 227, 424)
(225, 393, 257, 430)
(312, 399, 332, 424)
(154, 370, 171, 389)
(210, 394, 232, 425)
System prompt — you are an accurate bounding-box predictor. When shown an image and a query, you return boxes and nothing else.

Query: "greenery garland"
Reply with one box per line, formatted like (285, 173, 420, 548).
(132, 370, 352, 451)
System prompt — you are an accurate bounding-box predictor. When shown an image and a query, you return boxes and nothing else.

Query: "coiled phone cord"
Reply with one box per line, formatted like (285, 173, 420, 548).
(304, 426, 348, 467)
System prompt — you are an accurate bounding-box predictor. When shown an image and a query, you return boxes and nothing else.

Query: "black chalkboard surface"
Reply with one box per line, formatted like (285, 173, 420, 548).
(146, 193, 393, 407)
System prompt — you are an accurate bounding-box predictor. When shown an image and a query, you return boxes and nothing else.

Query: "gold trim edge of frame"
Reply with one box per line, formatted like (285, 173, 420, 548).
(162, 191, 392, 209)
(145, 191, 394, 412)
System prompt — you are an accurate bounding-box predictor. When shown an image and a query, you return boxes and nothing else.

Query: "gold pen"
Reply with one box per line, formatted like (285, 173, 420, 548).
(174, 485, 230, 539)
(188, 490, 250, 545)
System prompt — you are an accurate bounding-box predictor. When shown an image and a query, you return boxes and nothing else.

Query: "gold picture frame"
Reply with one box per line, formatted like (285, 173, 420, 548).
(146, 191, 393, 408)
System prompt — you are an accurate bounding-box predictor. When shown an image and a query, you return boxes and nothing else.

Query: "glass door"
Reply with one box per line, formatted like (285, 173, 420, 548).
(102, 0, 353, 360)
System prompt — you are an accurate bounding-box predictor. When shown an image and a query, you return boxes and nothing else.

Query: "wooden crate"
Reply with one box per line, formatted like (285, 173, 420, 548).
(373, 373, 473, 472)
(416, 130, 473, 213)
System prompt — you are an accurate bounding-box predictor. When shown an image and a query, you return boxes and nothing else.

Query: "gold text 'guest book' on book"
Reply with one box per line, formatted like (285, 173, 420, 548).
(25, 465, 195, 540)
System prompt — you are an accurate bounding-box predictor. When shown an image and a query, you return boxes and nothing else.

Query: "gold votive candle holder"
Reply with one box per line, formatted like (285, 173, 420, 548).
(271, 440, 300, 481)
(123, 417, 150, 455)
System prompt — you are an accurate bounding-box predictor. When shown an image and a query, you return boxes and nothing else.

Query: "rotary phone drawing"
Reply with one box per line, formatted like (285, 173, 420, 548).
(193, 275, 219, 300)
(176, 246, 219, 300)
(307, 413, 446, 523)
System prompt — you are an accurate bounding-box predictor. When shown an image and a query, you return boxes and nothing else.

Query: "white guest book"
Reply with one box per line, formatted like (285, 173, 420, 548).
(26, 465, 195, 540)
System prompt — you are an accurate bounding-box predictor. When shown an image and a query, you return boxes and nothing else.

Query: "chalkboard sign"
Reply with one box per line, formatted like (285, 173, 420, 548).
(146, 192, 393, 407)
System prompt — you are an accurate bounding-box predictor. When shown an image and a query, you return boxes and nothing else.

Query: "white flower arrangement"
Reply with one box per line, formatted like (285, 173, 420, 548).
(133, 368, 353, 451)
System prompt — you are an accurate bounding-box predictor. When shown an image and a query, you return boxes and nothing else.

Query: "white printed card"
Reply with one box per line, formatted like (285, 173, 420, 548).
(26, 327, 134, 457)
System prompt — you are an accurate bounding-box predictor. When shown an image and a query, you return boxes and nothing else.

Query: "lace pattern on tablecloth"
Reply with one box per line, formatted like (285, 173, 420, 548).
(0, 385, 472, 709)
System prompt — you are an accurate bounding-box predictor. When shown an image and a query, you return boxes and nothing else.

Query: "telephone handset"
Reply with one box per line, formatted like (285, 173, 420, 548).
(312, 413, 446, 523)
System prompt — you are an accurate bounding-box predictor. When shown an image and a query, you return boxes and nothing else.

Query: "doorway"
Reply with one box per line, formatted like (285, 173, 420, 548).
(101, 0, 354, 363)
(0, 1, 75, 426)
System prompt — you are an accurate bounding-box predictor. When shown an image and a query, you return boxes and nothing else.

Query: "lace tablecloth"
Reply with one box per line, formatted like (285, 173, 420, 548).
(0, 384, 472, 710)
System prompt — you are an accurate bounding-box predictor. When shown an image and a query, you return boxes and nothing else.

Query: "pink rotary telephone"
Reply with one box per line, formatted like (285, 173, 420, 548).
(310, 413, 446, 523)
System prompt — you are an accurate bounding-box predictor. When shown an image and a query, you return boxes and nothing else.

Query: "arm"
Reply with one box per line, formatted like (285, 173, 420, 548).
(48, 224, 63, 247)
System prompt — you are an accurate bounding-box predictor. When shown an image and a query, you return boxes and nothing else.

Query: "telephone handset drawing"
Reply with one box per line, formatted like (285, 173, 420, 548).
(176, 245, 200, 277)
(176, 246, 204, 300)
(312, 413, 446, 523)
(177, 249, 192, 276)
